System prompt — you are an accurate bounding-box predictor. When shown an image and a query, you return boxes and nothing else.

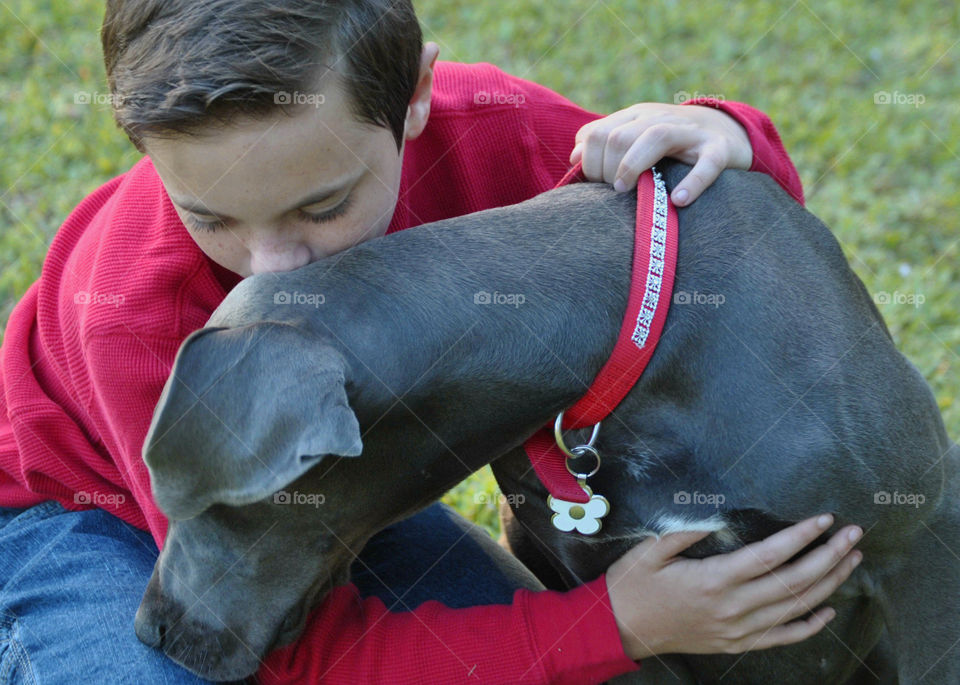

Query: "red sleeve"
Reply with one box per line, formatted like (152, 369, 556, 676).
(681, 98, 805, 206)
(256, 575, 641, 684)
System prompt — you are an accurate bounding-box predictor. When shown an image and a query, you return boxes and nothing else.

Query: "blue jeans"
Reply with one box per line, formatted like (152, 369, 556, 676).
(0, 500, 541, 683)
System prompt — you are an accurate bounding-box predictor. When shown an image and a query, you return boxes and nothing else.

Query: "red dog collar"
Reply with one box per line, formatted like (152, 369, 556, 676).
(522, 163, 679, 503)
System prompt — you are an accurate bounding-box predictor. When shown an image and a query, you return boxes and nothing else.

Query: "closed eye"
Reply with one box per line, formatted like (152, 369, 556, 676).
(185, 194, 353, 233)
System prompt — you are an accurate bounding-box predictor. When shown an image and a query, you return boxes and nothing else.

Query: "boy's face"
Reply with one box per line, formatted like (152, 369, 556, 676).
(145, 54, 435, 277)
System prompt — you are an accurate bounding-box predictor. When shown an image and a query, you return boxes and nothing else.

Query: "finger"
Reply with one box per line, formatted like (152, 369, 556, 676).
(721, 514, 836, 584)
(572, 121, 591, 148)
(734, 526, 863, 609)
(739, 548, 862, 635)
(612, 124, 702, 192)
(580, 122, 615, 183)
(737, 606, 837, 652)
(670, 144, 727, 206)
(602, 122, 652, 188)
(569, 142, 583, 165)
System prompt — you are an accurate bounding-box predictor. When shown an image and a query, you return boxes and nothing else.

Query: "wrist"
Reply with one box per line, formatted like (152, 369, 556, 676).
(605, 567, 659, 661)
(689, 102, 753, 170)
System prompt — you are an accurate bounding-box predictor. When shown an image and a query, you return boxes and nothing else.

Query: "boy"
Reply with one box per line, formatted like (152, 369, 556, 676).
(0, 1, 862, 682)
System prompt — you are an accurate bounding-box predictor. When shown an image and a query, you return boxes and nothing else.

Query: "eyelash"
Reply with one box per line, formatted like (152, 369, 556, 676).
(186, 195, 353, 233)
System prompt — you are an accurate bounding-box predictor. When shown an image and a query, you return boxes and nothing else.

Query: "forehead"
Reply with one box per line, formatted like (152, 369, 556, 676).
(145, 78, 391, 207)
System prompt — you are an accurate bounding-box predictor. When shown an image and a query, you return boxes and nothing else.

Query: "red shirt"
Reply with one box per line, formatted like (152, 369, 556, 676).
(0, 61, 803, 683)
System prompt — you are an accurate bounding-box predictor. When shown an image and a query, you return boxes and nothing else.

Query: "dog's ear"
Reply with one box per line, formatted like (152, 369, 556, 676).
(143, 322, 362, 520)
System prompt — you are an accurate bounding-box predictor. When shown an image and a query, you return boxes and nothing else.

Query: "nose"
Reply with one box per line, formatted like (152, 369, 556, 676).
(135, 597, 257, 683)
(134, 565, 181, 649)
(248, 239, 312, 274)
(134, 611, 164, 648)
(134, 597, 172, 648)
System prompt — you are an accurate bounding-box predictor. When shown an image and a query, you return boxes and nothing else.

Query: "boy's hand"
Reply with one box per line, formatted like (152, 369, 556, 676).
(569, 103, 753, 206)
(605, 514, 864, 660)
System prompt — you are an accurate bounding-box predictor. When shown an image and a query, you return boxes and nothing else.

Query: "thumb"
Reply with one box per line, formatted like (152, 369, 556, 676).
(670, 145, 725, 207)
(646, 529, 713, 563)
(569, 142, 583, 165)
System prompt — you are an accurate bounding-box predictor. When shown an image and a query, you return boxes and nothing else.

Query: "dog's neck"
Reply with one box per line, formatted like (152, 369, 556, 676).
(296, 184, 638, 505)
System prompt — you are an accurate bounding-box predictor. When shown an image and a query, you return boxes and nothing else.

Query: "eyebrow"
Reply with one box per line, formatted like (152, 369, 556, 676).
(170, 173, 361, 219)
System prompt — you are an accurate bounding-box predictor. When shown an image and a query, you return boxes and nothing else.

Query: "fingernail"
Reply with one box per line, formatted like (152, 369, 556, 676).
(674, 188, 689, 205)
(848, 527, 862, 542)
(852, 551, 863, 565)
(614, 178, 627, 192)
(817, 514, 833, 529)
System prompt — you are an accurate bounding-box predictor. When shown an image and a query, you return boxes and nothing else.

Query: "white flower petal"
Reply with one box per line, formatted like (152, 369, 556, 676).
(576, 517, 602, 535)
(552, 513, 576, 532)
(585, 496, 609, 518)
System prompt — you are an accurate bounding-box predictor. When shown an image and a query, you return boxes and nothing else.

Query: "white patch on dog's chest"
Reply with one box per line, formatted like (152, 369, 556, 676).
(637, 513, 739, 549)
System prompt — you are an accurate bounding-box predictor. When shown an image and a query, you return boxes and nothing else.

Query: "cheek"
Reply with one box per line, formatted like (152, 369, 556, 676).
(332, 180, 401, 249)
(181, 222, 246, 272)
(356, 187, 399, 237)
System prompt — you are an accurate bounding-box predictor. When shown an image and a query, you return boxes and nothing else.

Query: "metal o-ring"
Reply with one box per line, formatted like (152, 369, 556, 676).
(565, 444, 602, 480)
(553, 411, 601, 458)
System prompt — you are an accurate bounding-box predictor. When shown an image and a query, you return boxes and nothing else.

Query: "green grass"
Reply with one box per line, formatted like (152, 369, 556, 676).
(2, 1, 957, 539)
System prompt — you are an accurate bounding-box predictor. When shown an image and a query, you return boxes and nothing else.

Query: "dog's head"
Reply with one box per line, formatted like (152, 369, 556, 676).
(135, 322, 370, 681)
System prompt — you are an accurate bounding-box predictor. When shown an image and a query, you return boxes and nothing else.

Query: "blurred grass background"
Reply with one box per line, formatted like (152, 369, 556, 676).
(1, 1, 957, 538)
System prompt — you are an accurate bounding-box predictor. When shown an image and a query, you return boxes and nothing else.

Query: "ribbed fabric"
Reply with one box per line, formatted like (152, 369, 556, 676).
(0, 61, 803, 683)
(259, 575, 637, 685)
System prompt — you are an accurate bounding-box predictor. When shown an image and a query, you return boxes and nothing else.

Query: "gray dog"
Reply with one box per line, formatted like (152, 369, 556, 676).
(134, 160, 959, 683)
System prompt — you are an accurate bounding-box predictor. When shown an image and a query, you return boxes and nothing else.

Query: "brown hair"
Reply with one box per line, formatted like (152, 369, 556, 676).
(101, 0, 422, 152)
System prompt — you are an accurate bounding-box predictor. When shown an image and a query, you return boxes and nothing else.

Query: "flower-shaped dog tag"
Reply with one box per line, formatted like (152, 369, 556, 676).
(547, 484, 610, 535)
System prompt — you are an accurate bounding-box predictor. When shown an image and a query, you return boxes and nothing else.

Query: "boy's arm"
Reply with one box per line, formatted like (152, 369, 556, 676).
(257, 574, 639, 685)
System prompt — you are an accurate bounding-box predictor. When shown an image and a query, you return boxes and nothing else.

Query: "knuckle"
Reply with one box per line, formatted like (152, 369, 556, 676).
(642, 122, 673, 145)
(616, 160, 636, 179)
(785, 575, 810, 595)
(584, 126, 608, 147)
(701, 146, 727, 169)
(608, 127, 637, 153)
(755, 547, 779, 569)
(687, 170, 710, 191)
(714, 602, 740, 623)
(722, 640, 743, 655)
(803, 580, 831, 604)
(702, 575, 725, 597)
(789, 598, 815, 619)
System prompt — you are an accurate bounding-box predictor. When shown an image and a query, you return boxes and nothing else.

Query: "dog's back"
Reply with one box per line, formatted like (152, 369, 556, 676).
(494, 162, 959, 683)
(634, 161, 950, 538)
